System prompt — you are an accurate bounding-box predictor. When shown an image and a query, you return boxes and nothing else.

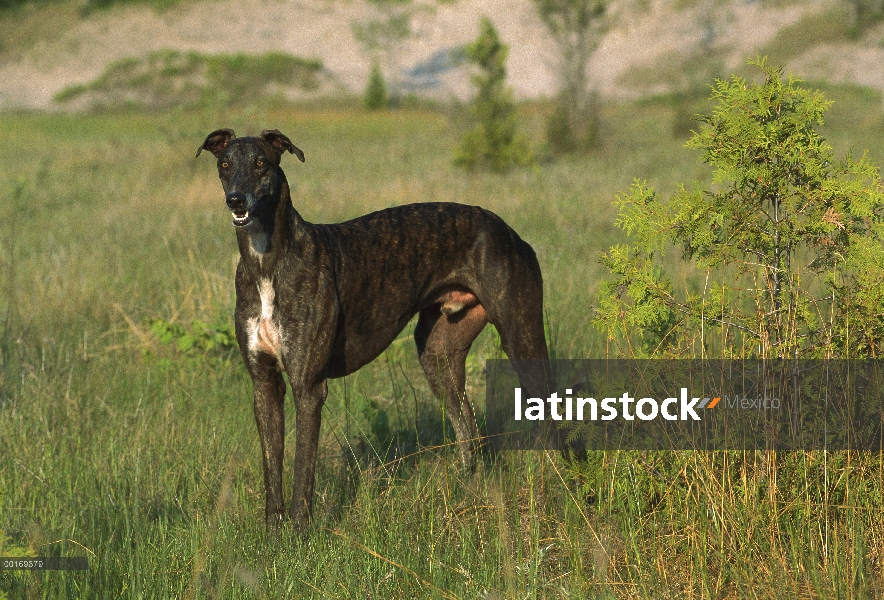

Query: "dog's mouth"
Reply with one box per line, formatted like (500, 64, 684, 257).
(231, 210, 253, 227)
(229, 195, 269, 227)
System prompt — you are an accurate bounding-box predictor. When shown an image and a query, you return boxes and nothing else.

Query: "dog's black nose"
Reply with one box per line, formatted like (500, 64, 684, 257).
(226, 192, 247, 211)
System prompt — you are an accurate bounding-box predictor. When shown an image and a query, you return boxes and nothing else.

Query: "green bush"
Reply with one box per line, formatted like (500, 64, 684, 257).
(54, 50, 323, 109)
(848, 0, 884, 37)
(545, 96, 599, 154)
(150, 317, 236, 354)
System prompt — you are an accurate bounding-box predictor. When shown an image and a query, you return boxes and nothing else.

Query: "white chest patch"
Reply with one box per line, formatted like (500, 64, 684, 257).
(247, 278, 283, 363)
(248, 231, 270, 260)
(247, 231, 271, 270)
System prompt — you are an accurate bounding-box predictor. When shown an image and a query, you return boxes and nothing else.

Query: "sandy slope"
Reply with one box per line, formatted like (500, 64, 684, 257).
(0, 0, 877, 110)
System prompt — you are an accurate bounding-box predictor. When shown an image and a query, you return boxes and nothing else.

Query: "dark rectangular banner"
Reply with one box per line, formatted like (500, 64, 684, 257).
(0, 557, 88, 570)
(485, 360, 884, 451)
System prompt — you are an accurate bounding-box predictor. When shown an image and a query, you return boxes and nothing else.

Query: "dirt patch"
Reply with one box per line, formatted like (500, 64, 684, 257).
(793, 43, 884, 91)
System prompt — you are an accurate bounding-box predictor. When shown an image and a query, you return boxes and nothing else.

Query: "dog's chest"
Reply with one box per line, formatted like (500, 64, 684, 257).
(247, 278, 283, 362)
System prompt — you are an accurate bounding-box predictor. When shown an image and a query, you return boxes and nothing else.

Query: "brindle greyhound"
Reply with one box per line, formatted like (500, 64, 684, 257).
(197, 128, 551, 529)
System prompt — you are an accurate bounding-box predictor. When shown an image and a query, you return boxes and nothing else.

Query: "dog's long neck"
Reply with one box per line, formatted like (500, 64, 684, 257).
(235, 170, 305, 279)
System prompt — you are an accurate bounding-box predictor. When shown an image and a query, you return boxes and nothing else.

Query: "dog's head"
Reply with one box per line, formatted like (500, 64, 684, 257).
(196, 129, 305, 228)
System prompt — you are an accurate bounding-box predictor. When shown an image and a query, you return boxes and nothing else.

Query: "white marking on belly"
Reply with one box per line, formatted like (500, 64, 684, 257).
(247, 278, 283, 364)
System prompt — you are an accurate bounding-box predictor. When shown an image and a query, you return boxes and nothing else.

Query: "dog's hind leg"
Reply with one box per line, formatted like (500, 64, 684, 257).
(486, 279, 579, 456)
(415, 303, 488, 469)
(481, 265, 558, 421)
(490, 281, 549, 361)
(495, 300, 555, 399)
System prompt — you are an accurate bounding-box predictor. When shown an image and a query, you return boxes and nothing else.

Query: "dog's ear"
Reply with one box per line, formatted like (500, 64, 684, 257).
(260, 129, 305, 163)
(196, 129, 236, 158)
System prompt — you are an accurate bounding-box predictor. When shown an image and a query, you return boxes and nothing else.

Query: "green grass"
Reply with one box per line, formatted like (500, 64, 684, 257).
(2, 93, 884, 597)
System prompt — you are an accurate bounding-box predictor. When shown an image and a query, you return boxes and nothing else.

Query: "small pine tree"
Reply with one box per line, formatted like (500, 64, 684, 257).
(454, 18, 534, 172)
(594, 57, 884, 359)
(364, 62, 388, 110)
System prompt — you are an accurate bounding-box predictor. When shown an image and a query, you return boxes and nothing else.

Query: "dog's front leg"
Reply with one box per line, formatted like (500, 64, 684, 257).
(250, 362, 287, 529)
(288, 380, 327, 530)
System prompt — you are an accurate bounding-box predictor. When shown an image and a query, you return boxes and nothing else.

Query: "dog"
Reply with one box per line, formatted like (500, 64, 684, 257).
(197, 128, 551, 529)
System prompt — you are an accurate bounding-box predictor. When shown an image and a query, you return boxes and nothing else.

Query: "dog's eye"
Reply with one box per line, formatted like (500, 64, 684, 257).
(221, 161, 229, 169)
(256, 159, 265, 167)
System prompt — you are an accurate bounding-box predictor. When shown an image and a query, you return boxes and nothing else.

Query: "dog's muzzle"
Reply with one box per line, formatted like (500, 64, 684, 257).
(226, 192, 253, 227)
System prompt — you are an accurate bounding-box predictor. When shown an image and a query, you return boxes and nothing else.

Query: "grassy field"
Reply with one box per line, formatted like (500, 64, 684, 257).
(2, 90, 884, 598)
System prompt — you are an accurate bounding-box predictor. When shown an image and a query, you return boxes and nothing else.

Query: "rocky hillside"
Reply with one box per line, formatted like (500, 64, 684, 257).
(0, 0, 880, 110)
